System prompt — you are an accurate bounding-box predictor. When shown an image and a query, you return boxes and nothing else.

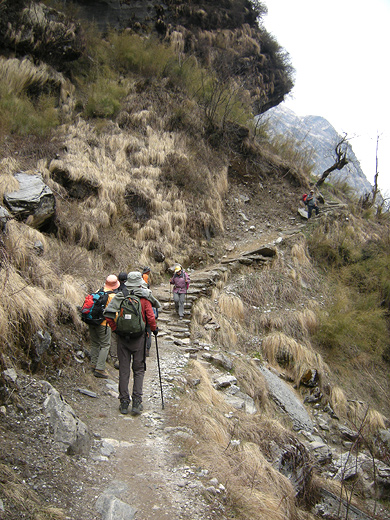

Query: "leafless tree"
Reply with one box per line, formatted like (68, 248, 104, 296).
(315, 133, 350, 187)
(371, 133, 380, 206)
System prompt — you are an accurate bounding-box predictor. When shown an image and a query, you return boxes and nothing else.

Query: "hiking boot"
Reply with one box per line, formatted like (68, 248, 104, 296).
(131, 398, 143, 415)
(94, 369, 108, 378)
(119, 399, 130, 415)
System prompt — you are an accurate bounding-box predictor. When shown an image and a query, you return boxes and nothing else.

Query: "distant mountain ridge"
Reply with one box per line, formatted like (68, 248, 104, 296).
(263, 105, 372, 196)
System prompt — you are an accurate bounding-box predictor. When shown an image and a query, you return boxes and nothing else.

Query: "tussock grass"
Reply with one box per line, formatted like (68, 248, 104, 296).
(215, 316, 240, 349)
(347, 402, 386, 437)
(175, 361, 309, 520)
(256, 307, 318, 341)
(233, 358, 269, 409)
(0, 463, 65, 519)
(262, 332, 328, 388)
(268, 133, 314, 178)
(329, 386, 348, 418)
(218, 293, 244, 322)
(0, 57, 64, 136)
(291, 242, 311, 267)
(238, 268, 301, 309)
(4, 221, 48, 271)
(0, 56, 65, 97)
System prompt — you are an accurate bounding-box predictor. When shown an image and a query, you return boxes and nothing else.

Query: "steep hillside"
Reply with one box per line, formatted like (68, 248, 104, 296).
(1, 1, 390, 520)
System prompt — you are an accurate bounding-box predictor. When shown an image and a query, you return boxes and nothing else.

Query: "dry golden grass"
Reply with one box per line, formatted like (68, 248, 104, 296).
(218, 292, 244, 322)
(0, 160, 21, 198)
(330, 387, 386, 437)
(291, 241, 311, 267)
(4, 221, 48, 271)
(347, 401, 386, 436)
(0, 57, 64, 97)
(294, 308, 318, 336)
(175, 360, 310, 520)
(214, 315, 240, 350)
(329, 386, 348, 418)
(0, 463, 65, 519)
(261, 331, 328, 388)
(233, 358, 269, 409)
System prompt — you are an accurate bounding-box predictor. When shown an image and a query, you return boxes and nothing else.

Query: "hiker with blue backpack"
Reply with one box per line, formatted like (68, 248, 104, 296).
(104, 271, 159, 415)
(81, 274, 120, 379)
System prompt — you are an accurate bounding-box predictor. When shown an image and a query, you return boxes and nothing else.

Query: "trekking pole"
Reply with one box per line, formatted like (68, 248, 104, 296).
(155, 334, 164, 409)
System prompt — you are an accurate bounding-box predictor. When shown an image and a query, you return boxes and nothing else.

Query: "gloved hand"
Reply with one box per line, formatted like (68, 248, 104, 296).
(106, 317, 117, 331)
(153, 327, 159, 337)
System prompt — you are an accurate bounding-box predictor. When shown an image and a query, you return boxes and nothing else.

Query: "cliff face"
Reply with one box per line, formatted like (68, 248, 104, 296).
(71, 0, 293, 114)
(263, 105, 373, 196)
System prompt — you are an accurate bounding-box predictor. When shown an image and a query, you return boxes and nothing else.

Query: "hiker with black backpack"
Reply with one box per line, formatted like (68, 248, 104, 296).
(104, 271, 158, 415)
(81, 274, 120, 378)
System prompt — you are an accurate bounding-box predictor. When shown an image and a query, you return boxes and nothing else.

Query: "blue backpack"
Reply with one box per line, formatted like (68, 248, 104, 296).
(81, 289, 113, 326)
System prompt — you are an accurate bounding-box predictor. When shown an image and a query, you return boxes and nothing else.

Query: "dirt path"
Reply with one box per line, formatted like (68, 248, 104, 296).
(56, 279, 223, 520)
(60, 230, 303, 519)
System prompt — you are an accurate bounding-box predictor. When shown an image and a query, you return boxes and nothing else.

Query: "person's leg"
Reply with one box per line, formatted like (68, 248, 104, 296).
(130, 335, 146, 414)
(315, 206, 319, 215)
(178, 293, 185, 318)
(173, 292, 180, 314)
(95, 325, 111, 371)
(117, 336, 132, 402)
(88, 325, 100, 368)
(307, 206, 312, 219)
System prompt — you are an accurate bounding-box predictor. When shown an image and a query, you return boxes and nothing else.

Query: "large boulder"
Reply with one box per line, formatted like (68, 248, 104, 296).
(4, 173, 56, 230)
(257, 364, 314, 432)
(43, 384, 91, 456)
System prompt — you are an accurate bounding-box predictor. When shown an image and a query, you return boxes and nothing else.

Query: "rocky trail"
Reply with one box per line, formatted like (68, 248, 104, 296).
(2, 257, 248, 520)
(3, 206, 388, 520)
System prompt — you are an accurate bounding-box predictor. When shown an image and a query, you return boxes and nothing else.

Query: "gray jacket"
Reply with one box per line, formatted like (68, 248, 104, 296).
(103, 287, 160, 320)
(306, 193, 317, 207)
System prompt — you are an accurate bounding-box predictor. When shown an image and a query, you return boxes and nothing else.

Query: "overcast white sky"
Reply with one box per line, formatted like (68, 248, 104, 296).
(262, 0, 390, 195)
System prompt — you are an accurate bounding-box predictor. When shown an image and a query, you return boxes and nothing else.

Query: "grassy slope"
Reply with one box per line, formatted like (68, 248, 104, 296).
(1, 4, 390, 519)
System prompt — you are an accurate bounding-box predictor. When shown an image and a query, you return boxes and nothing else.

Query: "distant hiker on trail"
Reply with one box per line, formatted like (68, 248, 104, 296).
(110, 271, 128, 370)
(170, 265, 190, 320)
(88, 274, 120, 379)
(306, 189, 319, 219)
(142, 266, 151, 288)
(104, 271, 159, 415)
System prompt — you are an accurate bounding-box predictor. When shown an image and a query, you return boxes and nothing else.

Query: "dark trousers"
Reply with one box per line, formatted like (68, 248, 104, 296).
(308, 205, 319, 218)
(145, 325, 151, 350)
(117, 334, 146, 402)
